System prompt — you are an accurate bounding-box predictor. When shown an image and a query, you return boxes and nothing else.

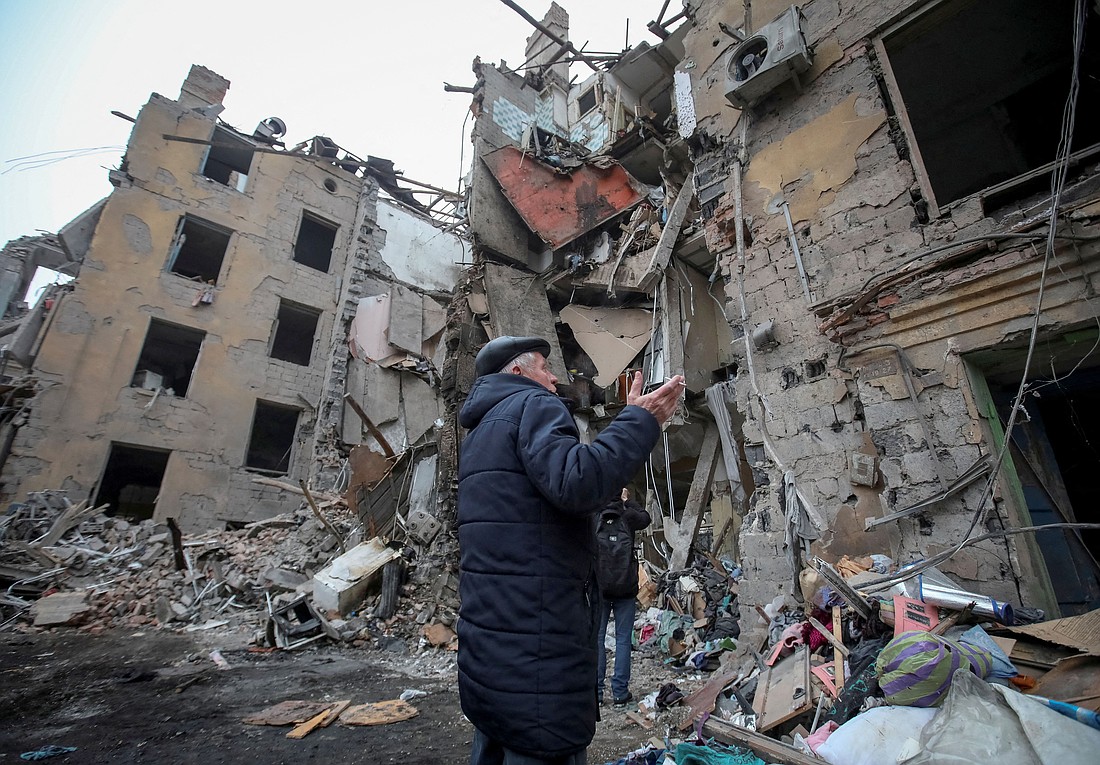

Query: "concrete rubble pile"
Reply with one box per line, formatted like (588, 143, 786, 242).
(0, 489, 458, 653)
(609, 553, 1100, 765)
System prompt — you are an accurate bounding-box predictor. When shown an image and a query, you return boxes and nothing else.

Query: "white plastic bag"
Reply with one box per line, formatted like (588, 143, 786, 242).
(900, 669, 1100, 765)
(817, 706, 938, 765)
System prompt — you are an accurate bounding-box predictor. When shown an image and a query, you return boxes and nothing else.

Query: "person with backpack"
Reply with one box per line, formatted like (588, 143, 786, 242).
(595, 487, 651, 708)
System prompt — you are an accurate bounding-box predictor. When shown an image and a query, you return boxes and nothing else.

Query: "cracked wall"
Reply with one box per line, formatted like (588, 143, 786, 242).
(681, 0, 1100, 615)
(1, 70, 360, 530)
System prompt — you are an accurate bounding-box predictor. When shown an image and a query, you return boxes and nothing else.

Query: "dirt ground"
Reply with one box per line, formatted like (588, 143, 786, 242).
(0, 629, 701, 764)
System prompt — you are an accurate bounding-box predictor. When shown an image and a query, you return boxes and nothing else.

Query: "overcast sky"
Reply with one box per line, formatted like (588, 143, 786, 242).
(0, 0, 673, 249)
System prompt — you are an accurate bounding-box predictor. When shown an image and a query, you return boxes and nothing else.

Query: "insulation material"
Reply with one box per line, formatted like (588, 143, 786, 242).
(559, 304, 653, 387)
(743, 94, 885, 224)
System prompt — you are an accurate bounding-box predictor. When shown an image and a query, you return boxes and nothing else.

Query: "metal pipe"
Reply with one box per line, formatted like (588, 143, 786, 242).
(781, 201, 812, 304)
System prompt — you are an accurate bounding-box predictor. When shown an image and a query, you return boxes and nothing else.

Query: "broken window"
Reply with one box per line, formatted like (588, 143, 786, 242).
(270, 299, 321, 366)
(577, 86, 598, 116)
(132, 319, 205, 396)
(292, 212, 337, 272)
(245, 400, 300, 474)
(94, 443, 170, 520)
(168, 215, 232, 283)
(200, 126, 254, 191)
(877, 0, 1100, 210)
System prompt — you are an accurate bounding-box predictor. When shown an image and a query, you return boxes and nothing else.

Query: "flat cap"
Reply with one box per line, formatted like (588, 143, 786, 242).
(475, 335, 551, 377)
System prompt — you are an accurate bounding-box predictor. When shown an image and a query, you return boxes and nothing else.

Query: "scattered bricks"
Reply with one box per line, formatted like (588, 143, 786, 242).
(170, 602, 189, 619)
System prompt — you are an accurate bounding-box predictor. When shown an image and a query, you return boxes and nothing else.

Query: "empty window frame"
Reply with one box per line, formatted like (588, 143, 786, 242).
(201, 126, 254, 191)
(876, 0, 1100, 212)
(132, 319, 205, 396)
(245, 400, 300, 474)
(270, 299, 321, 366)
(577, 86, 598, 116)
(292, 212, 338, 272)
(94, 443, 170, 520)
(168, 215, 232, 283)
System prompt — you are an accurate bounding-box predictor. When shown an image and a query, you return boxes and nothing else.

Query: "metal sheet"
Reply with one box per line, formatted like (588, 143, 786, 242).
(481, 145, 647, 250)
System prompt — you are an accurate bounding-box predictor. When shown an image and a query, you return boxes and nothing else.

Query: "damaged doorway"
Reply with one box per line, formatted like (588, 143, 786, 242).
(970, 338, 1100, 615)
(94, 443, 171, 520)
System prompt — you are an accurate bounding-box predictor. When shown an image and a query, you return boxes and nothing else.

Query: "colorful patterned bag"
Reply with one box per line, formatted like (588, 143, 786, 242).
(876, 630, 993, 707)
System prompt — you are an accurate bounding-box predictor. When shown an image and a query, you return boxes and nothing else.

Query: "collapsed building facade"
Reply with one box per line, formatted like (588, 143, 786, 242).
(2, 0, 1099, 627)
(444, 0, 1100, 620)
(0, 66, 463, 532)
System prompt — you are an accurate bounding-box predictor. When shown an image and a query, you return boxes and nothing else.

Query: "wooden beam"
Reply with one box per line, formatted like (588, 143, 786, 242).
(808, 615, 851, 658)
(639, 173, 696, 291)
(666, 422, 721, 570)
(832, 605, 846, 691)
(703, 717, 824, 765)
(343, 393, 396, 458)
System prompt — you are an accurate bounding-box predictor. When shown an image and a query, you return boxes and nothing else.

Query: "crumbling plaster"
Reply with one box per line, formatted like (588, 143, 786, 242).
(677, 0, 1100, 615)
(2, 86, 358, 530)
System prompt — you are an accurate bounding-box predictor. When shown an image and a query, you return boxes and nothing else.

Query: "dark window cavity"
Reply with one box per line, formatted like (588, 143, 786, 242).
(292, 212, 337, 272)
(881, 0, 1100, 207)
(201, 126, 254, 191)
(578, 87, 598, 116)
(169, 215, 232, 283)
(95, 444, 170, 520)
(245, 401, 300, 474)
(132, 319, 205, 397)
(270, 300, 321, 366)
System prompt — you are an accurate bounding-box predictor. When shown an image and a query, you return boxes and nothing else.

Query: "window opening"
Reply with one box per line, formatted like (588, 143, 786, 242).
(168, 215, 232, 283)
(94, 443, 170, 520)
(577, 87, 598, 116)
(201, 126, 254, 191)
(270, 300, 321, 366)
(292, 212, 337, 272)
(879, 0, 1100, 209)
(132, 319, 205, 397)
(245, 400, 300, 474)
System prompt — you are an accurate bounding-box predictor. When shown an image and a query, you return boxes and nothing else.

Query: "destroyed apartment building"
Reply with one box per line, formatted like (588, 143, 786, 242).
(0, 65, 464, 535)
(441, 0, 1100, 624)
(3, 0, 1100, 640)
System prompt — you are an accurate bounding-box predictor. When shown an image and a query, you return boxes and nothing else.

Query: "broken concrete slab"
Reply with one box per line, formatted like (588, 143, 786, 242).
(31, 591, 91, 627)
(481, 145, 648, 250)
(559, 304, 653, 387)
(312, 538, 400, 616)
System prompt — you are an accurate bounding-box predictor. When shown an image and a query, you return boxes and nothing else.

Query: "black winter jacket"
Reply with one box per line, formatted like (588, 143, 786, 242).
(456, 373, 660, 759)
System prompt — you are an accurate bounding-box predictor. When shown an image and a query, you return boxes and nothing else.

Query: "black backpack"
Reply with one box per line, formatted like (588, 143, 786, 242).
(595, 507, 637, 599)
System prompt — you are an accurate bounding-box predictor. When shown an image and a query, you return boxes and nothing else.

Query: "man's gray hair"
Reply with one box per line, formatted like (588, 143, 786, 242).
(500, 350, 540, 374)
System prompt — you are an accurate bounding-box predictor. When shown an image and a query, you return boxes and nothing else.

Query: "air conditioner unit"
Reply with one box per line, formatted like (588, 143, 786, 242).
(724, 6, 812, 108)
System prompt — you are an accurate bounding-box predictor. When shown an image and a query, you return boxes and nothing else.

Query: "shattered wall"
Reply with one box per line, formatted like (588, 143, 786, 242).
(679, 0, 1100, 615)
(460, 1, 1100, 620)
(0, 66, 463, 533)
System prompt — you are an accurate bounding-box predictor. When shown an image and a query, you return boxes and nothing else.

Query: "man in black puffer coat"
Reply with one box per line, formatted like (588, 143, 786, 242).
(457, 336, 683, 765)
